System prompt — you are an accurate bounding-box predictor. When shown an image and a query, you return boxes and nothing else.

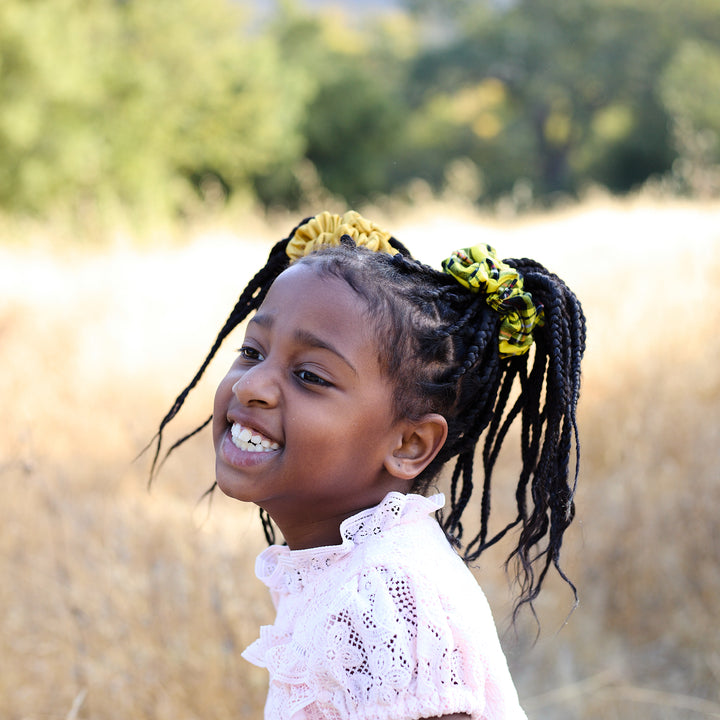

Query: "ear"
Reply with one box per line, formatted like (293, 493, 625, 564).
(384, 413, 448, 481)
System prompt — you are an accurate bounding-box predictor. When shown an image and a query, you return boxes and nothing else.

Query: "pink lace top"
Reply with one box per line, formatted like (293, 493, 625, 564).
(242, 492, 527, 720)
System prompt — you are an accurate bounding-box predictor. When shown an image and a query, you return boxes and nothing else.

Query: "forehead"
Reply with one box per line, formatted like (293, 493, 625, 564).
(263, 262, 369, 317)
(254, 263, 382, 364)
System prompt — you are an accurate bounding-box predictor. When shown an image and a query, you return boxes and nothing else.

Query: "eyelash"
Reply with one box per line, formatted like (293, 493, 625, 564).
(237, 347, 332, 388)
(295, 369, 331, 387)
(238, 346, 262, 361)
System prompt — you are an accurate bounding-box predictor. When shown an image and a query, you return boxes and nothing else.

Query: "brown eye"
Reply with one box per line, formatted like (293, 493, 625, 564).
(239, 346, 263, 361)
(296, 369, 331, 387)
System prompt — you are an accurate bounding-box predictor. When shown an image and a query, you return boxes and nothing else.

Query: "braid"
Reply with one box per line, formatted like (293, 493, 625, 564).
(146, 221, 308, 482)
(259, 508, 277, 545)
(149, 216, 585, 619)
(498, 259, 585, 616)
(300, 247, 585, 615)
(147, 221, 414, 540)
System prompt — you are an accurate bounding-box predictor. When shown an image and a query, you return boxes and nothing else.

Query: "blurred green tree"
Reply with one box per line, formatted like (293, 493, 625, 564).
(251, 2, 413, 208)
(1, 0, 719, 221)
(659, 39, 720, 195)
(0, 0, 309, 218)
(403, 0, 687, 200)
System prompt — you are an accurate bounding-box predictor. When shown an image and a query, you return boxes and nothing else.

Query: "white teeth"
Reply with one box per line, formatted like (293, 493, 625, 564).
(230, 423, 280, 452)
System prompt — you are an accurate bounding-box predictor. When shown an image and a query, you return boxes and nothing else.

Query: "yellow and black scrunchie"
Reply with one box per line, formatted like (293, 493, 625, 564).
(442, 244, 544, 358)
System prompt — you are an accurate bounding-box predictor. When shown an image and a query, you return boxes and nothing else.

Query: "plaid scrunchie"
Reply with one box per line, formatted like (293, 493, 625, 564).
(442, 244, 544, 358)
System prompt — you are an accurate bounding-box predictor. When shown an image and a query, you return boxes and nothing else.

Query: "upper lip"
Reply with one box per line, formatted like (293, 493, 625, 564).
(226, 410, 282, 446)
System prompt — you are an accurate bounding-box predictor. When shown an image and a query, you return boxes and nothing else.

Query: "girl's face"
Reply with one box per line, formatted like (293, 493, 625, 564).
(212, 263, 410, 549)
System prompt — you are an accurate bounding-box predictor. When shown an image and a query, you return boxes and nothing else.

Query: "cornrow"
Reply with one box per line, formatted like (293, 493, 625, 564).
(150, 219, 585, 618)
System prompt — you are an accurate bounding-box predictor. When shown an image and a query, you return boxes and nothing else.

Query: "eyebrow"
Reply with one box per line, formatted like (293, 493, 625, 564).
(250, 313, 358, 375)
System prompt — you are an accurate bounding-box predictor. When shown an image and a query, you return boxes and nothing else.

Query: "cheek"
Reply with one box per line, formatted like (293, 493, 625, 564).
(302, 407, 390, 464)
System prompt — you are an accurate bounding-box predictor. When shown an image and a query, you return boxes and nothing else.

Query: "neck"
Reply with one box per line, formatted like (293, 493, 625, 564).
(257, 478, 414, 550)
(259, 491, 403, 550)
(267, 506, 361, 550)
(283, 516, 350, 550)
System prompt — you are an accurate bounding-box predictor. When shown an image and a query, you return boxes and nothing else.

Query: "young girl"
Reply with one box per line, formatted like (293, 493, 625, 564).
(150, 211, 585, 720)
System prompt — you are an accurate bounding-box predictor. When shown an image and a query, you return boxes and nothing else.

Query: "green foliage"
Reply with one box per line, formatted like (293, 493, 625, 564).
(251, 4, 413, 207)
(0, 0, 309, 218)
(661, 41, 720, 132)
(658, 39, 720, 195)
(403, 0, 682, 198)
(0, 0, 718, 224)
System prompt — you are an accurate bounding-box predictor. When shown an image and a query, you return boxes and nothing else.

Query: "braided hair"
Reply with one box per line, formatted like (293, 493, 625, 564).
(149, 216, 586, 616)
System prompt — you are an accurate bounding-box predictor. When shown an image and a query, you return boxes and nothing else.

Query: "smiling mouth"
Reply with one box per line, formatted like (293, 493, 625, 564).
(230, 422, 280, 453)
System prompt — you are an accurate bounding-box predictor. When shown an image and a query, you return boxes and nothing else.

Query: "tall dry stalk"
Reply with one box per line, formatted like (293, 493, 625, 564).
(1, 198, 719, 719)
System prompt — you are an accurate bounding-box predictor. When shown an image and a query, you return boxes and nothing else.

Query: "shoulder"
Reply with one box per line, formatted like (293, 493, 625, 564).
(352, 510, 486, 608)
(305, 530, 523, 718)
(329, 526, 496, 658)
(322, 503, 498, 635)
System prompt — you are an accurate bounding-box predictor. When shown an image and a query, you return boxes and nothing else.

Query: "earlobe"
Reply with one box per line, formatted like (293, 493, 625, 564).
(385, 413, 448, 481)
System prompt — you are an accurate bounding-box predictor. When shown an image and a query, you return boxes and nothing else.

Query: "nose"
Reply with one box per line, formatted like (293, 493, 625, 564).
(231, 363, 280, 408)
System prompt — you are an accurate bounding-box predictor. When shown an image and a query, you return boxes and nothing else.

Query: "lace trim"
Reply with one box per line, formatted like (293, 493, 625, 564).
(255, 492, 444, 594)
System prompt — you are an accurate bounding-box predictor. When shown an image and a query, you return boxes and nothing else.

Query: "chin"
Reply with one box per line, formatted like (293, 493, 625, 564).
(215, 465, 252, 503)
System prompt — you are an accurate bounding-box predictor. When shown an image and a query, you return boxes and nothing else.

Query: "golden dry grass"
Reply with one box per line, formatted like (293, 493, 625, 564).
(1, 196, 719, 719)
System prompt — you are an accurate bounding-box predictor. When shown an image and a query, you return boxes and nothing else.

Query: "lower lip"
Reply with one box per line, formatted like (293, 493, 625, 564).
(219, 428, 281, 468)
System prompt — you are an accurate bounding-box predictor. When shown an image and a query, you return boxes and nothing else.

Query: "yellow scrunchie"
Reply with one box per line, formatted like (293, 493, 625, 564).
(286, 211, 398, 263)
(442, 244, 544, 358)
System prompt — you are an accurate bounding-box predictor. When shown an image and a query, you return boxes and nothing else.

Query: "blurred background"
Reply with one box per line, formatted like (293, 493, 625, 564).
(1, 0, 719, 718)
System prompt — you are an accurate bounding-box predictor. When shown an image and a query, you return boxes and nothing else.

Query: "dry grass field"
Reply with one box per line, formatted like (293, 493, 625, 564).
(1, 197, 719, 719)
